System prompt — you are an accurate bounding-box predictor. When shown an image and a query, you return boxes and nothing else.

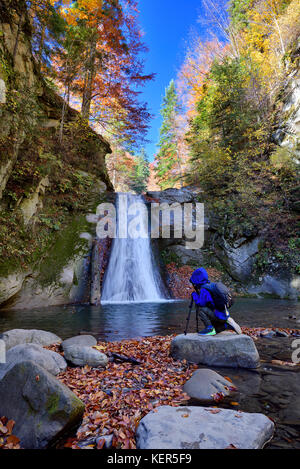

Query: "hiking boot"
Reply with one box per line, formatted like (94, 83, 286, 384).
(227, 316, 242, 335)
(198, 326, 216, 336)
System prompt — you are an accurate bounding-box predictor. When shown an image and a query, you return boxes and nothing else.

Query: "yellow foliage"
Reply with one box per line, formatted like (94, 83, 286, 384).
(239, 0, 300, 97)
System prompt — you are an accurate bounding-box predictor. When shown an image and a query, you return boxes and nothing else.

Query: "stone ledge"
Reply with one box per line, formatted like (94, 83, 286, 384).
(136, 405, 274, 449)
(170, 333, 260, 369)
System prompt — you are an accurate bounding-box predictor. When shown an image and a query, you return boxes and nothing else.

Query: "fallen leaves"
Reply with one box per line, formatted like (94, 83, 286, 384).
(205, 408, 221, 414)
(55, 335, 196, 450)
(165, 264, 223, 300)
(212, 392, 226, 403)
(241, 327, 299, 340)
(0, 417, 21, 449)
(271, 360, 298, 367)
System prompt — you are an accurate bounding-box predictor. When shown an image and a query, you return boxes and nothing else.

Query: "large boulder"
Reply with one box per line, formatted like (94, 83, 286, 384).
(208, 366, 262, 396)
(170, 333, 260, 369)
(183, 369, 237, 403)
(0, 361, 85, 449)
(0, 344, 67, 380)
(136, 406, 274, 449)
(63, 345, 108, 367)
(0, 329, 62, 351)
(61, 335, 97, 351)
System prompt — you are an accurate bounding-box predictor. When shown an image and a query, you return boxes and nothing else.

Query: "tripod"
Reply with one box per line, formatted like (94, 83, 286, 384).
(184, 298, 200, 335)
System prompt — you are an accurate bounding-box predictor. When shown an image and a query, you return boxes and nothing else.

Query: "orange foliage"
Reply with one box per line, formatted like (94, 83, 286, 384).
(177, 35, 225, 118)
(58, 0, 153, 141)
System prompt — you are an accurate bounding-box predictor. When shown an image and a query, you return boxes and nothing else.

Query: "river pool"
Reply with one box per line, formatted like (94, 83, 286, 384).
(0, 298, 299, 449)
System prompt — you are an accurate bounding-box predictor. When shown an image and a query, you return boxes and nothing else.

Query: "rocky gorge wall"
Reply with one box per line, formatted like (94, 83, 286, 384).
(146, 187, 300, 300)
(0, 1, 113, 310)
(145, 41, 300, 301)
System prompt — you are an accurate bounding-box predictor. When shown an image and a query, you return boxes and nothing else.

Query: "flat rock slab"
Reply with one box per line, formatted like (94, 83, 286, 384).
(183, 369, 237, 403)
(63, 345, 108, 367)
(61, 335, 97, 351)
(0, 344, 67, 380)
(171, 333, 260, 369)
(0, 361, 85, 449)
(0, 329, 61, 351)
(136, 406, 274, 449)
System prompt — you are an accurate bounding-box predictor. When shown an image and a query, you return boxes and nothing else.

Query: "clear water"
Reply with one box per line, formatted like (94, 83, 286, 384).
(0, 298, 299, 449)
(101, 193, 166, 303)
(1, 298, 299, 341)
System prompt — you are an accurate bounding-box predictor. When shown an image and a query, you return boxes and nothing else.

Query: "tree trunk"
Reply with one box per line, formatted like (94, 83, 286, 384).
(81, 37, 97, 121)
(12, 12, 24, 64)
(176, 147, 183, 189)
(37, 24, 46, 73)
(59, 81, 70, 145)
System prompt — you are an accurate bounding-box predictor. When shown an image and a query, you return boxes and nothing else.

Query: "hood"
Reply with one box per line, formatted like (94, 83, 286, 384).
(190, 268, 209, 286)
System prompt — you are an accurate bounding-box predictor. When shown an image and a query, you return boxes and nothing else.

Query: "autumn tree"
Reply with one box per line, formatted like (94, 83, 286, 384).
(59, 0, 154, 144)
(154, 80, 183, 190)
(30, 0, 66, 73)
(177, 36, 224, 119)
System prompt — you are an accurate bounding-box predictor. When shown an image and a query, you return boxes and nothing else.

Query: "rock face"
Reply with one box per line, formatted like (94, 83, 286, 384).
(170, 333, 260, 369)
(248, 274, 300, 300)
(183, 369, 237, 403)
(0, 1, 113, 311)
(0, 273, 29, 305)
(147, 188, 196, 204)
(0, 344, 67, 380)
(20, 176, 50, 225)
(61, 335, 97, 351)
(164, 245, 205, 266)
(0, 329, 62, 351)
(146, 187, 300, 299)
(215, 237, 261, 282)
(136, 406, 274, 449)
(63, 345, 108, 368)
(0, 361, 85, 449)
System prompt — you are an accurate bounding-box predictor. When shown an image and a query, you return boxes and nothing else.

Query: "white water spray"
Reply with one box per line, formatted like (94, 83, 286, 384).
(101, 193, 167, 303)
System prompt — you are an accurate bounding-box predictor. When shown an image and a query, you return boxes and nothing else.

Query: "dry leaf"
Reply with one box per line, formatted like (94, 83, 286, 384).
(6, 435, 20, 445)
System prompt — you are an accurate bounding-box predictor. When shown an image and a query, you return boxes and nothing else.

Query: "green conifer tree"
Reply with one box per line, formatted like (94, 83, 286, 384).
(130, 148, 150, 194)
(154, 80, 182, 190)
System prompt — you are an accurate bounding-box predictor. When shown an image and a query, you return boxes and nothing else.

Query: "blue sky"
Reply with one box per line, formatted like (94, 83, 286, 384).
(137, 0, 208, 161)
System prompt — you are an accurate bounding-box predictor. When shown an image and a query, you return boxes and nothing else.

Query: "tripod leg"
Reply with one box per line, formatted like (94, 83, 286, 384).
(184, 309, 192, 335)
(184, 298, 194, 335)
(196, 307, 199, 333)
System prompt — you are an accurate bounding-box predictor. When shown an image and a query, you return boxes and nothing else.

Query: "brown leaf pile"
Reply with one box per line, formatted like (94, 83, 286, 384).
(57, 335, 196, 449)
(241, 326, 300, 339)
(0, 417, 21, 449)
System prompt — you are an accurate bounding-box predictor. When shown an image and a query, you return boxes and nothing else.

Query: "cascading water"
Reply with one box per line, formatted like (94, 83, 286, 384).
(101, 193, 166, 303)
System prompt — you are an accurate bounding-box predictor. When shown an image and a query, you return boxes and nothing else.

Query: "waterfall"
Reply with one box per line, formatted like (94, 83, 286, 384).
(101, 193, 166, 303)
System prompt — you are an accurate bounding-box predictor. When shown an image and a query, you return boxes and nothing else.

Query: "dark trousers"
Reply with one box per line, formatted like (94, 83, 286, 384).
(196, 306, 227, 333)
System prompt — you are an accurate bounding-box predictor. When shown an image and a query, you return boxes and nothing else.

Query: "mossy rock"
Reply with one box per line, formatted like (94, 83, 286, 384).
(0, 360, 85, 449)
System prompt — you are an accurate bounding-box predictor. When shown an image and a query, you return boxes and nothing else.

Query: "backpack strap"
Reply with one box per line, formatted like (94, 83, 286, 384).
(200, 283, 215, 311)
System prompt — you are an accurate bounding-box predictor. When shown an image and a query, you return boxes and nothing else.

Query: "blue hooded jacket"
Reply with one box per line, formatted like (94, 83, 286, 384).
(190, 268, 227, 321)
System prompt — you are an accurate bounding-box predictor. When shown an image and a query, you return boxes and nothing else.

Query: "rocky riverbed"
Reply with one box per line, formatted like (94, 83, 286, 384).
(0, 326, 299, 450)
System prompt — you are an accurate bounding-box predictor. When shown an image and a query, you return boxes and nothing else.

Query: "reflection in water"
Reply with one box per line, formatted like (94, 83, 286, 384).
(0, 298, 299, 341)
